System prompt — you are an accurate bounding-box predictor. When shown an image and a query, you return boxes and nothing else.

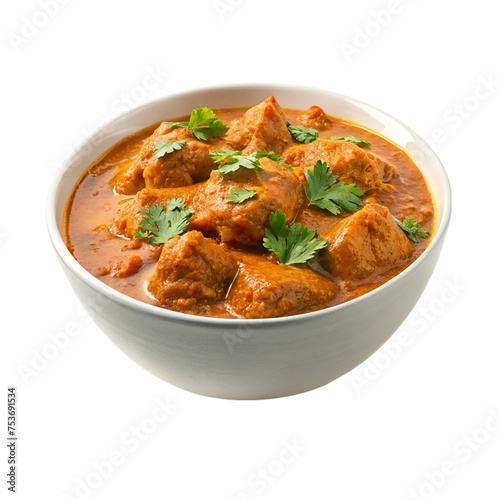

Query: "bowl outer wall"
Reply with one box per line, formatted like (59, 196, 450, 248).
(47, 84, 451, 399)
(56, 239, 444, 400)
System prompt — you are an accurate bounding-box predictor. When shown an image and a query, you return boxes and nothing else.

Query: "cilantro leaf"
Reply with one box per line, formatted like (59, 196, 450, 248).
(188, 107, 214, 127)
(217, 155, 261, 174)
(167, 121, 189, 128)
(313, 182, 365, 214)
(155, 140, 186, 158)
(287, 124, 319, 144)
(228, 188, 257, 204)
(210, 150, 242, 163)
(331, 136, 371, 148)
(167, 107, 228, 142)
(134, 198, 193, 244)
(254, 150, 294, 172)
(305, 160, 364, 215)
(393, 216, 430, 243)
(263, 210, 328, 265)
(210, 150, 262, 175)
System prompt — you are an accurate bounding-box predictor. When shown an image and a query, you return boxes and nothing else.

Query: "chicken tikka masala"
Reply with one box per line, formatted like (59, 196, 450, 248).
(64, 96, 434, 319)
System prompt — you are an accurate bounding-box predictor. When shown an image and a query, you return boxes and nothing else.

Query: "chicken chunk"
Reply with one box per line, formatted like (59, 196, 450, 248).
(97, 254, 143, 278)
(323, 203, 414, 282)
(148, 231, 238, 310)
(368, 152, 395, 182)
(191, 157, 303, 246)
(111, 160, 146, 196)
(296, 105, 333, 130)
(114, 155, 302, 245)
(112, 122, 216, 194)
(227, 253, 338, 318)
(113, 183, 204, 238)
(224, 96, 293, 155)
(283, 139, 383, 192)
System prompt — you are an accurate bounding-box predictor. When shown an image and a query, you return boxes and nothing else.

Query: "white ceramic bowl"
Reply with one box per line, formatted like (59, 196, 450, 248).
(47, 84, 451, 399)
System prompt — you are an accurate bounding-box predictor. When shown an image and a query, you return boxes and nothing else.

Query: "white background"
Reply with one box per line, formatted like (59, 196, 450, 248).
(2, 0, 499, 499)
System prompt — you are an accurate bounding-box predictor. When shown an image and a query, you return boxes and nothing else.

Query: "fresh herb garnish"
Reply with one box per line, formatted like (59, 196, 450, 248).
(254, 150, 294, 171)
(287, 124, 319, 144)
(263, 210, 328, 265)
(210, 150, 262, 175)
(155, 140, 186, 158)
(210, 149, 242, 163)
(228, 188, 257, 204)
(134, 198, 193, 244)
(305, 160, 364, 215)
(393, 216, 430, 243)
(168, 107, 228, 142)
(331, 136, 372, 148)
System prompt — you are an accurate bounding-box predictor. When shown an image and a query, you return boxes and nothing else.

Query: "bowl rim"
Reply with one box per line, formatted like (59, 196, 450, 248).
(46, 82, 452, 327)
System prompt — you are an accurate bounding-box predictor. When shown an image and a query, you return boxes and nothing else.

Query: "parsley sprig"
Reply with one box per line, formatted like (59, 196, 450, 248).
(263, 210, 328, 265)
(228, 188, 257, 204)
(155, 140, 186, 158)
(393, 216, 430, 243)
(168, 107, 228, 142)
(287, 124, 319, 144)
(331, 136, 371, 148)
(210, 150, 262, 175)
(134, 198, 193, 244)
(305, 160, 364, 215)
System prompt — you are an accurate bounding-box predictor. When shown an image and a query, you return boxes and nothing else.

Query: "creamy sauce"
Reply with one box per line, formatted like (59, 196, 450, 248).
(64, 107, 434, 318)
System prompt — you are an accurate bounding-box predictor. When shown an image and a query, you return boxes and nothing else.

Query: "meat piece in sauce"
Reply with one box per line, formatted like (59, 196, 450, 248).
(113, 183, 204, 239)
(191, 157, 303, 246)
(227, 253, 338, 318)
(110, 160, 146, 196)
(98, 254, 143, 278)
(322, 203, 414, 282)
(224, 96, 293, 155)
(112, 123, 216, 195)
(114, 157, 302, 246)
(148, 230, 238, 310)
(296, 105, 333, 130)
(283, 139, 383, 192)
(368, 152, 395, 183)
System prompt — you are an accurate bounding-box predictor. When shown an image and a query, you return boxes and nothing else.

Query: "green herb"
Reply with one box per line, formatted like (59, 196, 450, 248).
(393, 216, 430, 243)
(209, 150, 242, 163)
(228, 188, 257, 204)
(305, 160, 364, 215)
(331, 136, 371, 148)
(263, 210, 328, 265)
(155, 140, 186, 158)
(168, 107, 228, 142)
(134, 198, 193, 244)
(210, 150, 262, 175)
(287, 124, 319, 144)
(254, 150, 294, 171)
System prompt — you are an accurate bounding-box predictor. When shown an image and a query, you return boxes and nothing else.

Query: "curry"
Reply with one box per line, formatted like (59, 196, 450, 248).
(64, 96, 434, 319)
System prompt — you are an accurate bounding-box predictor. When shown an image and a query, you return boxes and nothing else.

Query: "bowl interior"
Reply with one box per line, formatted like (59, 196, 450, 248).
(48, 83, 451, 319)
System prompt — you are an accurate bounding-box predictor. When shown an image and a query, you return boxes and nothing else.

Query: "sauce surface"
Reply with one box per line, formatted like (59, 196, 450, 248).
(64, 98, 434, 318)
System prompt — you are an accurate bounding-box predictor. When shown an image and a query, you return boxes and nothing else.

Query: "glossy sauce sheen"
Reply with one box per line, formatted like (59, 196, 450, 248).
(64, 106, 435, 318)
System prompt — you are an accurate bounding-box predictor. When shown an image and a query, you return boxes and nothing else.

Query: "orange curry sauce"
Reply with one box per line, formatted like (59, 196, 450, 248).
(64, 104, 434, 318)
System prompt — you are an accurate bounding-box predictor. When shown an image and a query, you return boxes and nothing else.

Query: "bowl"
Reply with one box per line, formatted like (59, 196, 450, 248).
(46, 84, 452, 399)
